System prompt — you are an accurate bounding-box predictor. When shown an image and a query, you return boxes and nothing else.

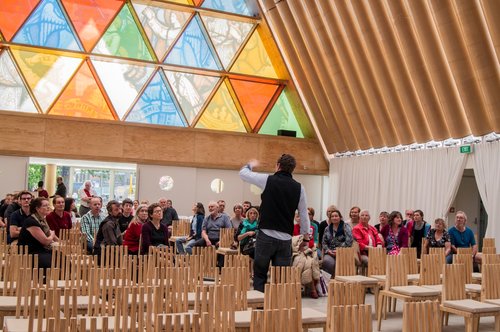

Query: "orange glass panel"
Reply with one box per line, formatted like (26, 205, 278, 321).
(61, 0, 124, 51)
(0, 0, 39, 41)
(193, 0, 203, 6)
(49, 61, 114, 120)
(230, 79, 278, 129)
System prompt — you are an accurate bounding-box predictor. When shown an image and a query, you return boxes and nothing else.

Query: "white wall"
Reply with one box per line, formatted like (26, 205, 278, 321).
(0, 155, 29, 197)
(449, 169, 480, 235)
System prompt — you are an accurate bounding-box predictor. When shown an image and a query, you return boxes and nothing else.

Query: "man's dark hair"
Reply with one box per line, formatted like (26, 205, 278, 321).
(277, 154, 296, 173)
(122, 198, 133, 206)
(37, 181, 44, 188)
(106, 200, 120, 214)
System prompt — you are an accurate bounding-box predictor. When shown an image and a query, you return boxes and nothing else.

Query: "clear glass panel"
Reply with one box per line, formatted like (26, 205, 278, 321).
(210, 178, 224, 193)
(11, 49, 82, 112)
(92, 59, 154, 120)
(201, 15, 253, 69)
(113, 170, 136, 201)
(0, 50, 38, 113)
(201, 0, 257, 17)
(0, 0, 40, 41)
(230, 79, 279, 129)
(159, 175, 174, 191)
(230, 29, 278, 78)
(164, 15, 220, 70)
(126, 70, 186, 127)
(133, 3, 191, 61)
(258, 90, 304, 138)
(49, 61, 115, 120)
(93, 4, 153, 61)
(195, 81, 246, 133)
(13, 0, 81, 51)
(164, 70, 219, 125)
(61, 0, 124, 52)
(71, 168, 111, 204)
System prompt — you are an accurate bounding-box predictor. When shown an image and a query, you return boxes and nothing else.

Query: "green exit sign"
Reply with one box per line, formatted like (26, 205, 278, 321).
(460, 145, 473, 154)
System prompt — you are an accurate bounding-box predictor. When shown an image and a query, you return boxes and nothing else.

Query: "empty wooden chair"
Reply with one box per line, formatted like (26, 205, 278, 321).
(250, 308, 301, 332)
(454, 254, 481, 298)
(401, 247, 419, 283)
(483, 238, 496, 248)
(328, 304, 372, 332)
(402, 301, 441, 332)
(269, 266, 301, 284)
(419, 254, 444, 288)
(216, 228, 239, 255)
(481, 264, 500, 304)
(328, 281, 364, 307)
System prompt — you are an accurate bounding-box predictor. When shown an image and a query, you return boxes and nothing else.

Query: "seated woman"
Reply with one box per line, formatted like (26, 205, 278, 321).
(381, 211, 409, 255)
(18, 197, 59, 269)
(64, 197, 79, 224)
(236, 207, 259, 259)
(141, 203, 169, 254)
(46, 195, 72, 237)
(123, 204, 148, 255)
(176, 202, 205, 255)
(425, 218, 451, 256)
(321, 209, 353, 276)
(352, 210, 383, 266)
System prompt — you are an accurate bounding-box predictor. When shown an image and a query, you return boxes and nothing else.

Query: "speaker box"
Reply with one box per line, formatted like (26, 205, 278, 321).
(277, 129, 296, 137)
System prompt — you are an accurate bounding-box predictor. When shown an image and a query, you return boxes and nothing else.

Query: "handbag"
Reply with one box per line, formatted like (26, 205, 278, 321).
(242, 236, 256, 255)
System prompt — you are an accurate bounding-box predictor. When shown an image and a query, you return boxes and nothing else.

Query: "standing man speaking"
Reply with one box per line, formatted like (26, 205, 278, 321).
(240, 154, 310, 292)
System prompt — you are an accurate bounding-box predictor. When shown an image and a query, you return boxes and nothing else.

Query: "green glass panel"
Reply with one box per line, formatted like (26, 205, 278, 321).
(259, 91, 304, 138)
(92, 59, 155, 120)
(0, 50, 37, 113)
(93, 4, 153, 61)
(195, 82, 246, 133)
(201, 15, 253, 69)
(133, 3, 191, 61)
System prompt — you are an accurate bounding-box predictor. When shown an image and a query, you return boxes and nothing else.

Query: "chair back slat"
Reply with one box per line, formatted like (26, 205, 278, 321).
(335, 247, 357, 276)
(367, 247, 386, 276)
(453, 254, 473, 284)
(483, 238, 496, 248)
(419, 254, 443, 286)
(481, 264, 500, 301)
(442, 264, 466, 301)
(328, 304, 372, 332)
(269, 266, 301, 284)
(402, 300, 441, 332)
(401, 247, 418, 274)
(385, 254, 408, 289)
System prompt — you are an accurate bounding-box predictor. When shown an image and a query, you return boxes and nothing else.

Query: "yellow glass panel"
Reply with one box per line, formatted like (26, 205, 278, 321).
(49, 61, 114, 120)
(195, 81, 246, 133)
(230, 29, 278, 79)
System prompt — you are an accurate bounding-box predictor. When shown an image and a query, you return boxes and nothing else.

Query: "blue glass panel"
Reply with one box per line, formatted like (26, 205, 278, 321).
(164, 16, 220, 70)
(126, 70, 186, 127)
(13, 0, 81, 51)
(201, 0, 257, 17)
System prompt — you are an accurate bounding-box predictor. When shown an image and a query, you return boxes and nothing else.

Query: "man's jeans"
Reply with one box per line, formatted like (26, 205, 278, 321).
(253, 231, 292, 292)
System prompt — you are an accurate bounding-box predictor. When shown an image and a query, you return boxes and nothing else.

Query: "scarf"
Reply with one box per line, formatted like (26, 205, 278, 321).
(329, 220, 345, 238)
(240, 218, 258, 234)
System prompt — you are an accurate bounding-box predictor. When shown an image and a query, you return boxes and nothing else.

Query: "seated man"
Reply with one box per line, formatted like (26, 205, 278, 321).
(447, 211, 478, 264)
(80, 197, 105, 254)
(94, 200, 123, 258)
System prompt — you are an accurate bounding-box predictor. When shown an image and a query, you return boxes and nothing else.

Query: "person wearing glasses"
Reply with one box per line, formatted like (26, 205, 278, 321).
(8, 191, 33, 244)
(447, 211, 478, 264)
(141, 203, 169, 254)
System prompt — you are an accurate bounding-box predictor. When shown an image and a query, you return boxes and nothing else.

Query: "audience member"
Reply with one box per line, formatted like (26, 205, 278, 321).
(242, 200, 252, 218)
(64, 197, 78, 224)
(236, 207, 259, 259)
(0, 193, 13, 227)
(375, 211, 389, 233)
(318, 205, 337, 252)
(52, 176, 67, 198)
(4, 193, 21, 224)
(176, 202, 205, 255)
(192, 201, 231, 248)
(322, 209, 353, 276)
(80, 197, 104, 254)
(159, 198, 179, 227)
(346, 206, 361, 228)
(409, 210, 430, 258)
(123, 204, 148, 255)
(230, 204, 243, 229)
(294, 211, 315, 249)
(403, 209, 414, 232)
(9, 191, 32, 244)
(94, 200, 123, 257)
(78, 181, 96, 216)
(380, 211, 408, 255)
(119, 198, 134, 234)
(46, 196, 72, 237)
(132, 200, 139, 214)
(447, 211, 478, 264)
(352, 210, 382, 266)
(308, 207, 320, 248)
(36, 181, 49, 198)
(141, 203, 169, 254)
(425, 218, 451, 256)
(217, 200, 227, 215)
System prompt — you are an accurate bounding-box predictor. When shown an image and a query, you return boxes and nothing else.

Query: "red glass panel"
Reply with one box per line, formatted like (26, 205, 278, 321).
(0, 0, 39, 41)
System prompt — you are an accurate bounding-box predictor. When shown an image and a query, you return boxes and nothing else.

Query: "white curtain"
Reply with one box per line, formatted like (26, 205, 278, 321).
(472, 141, 500, 246)
(329, 148, 467, 223)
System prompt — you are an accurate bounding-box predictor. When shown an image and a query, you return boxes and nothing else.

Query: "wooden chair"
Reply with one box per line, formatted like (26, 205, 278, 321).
(482, 254, 500, 265)
(401, 247, 419, 283)
(482, 246, 496, 255)
(269, 266, 301, 284)
(193, 284, 235, 332)
(250, 308, 301, 332)
(367, 247, 387, 278)
(221, 266, 249, 310)
(429, 247, 446, 256)
(168, 220, 191, 248)
(216, 228, 239, 255)
(441, 264, 500, 332)
(377, 255, 440, 331)
(481, 263, 500, 304)
(453, 254, 481, 298)
(155, 312, 209, 332)
(419, 254, 444, 287)
(483, 238, 496, 248)
(328, 304, 372, 332)
(457, 247, 473, 255)
(192, 246, 218, 280)
(327, 281, 364, 332)
(402, 301, 441, 332)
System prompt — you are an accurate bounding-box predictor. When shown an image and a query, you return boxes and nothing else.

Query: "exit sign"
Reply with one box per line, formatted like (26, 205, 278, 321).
(460, 145, 473, 154)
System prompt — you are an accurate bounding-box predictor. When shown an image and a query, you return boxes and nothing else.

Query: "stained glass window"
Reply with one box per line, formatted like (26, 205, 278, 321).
(133, 3, 191, 61)
(259, 91, 304, 138)
(0, 50, 38, 113)
(196, 80, 246, 133)
(61, 0, 124, 52)
(49, 60, 115, 120)
(92, 60, 154, 120)
(0, 0, 40, 41)
(93, 4, 153, 61)
(201, 0, 258, 17)
(126, 70, 186, 128)
(201, 15, 253, 69)
(231, 29, 278, 78)
(13, 0, 82, 51)
(164, 15, 220, 70)
(11, 49, 82, 112)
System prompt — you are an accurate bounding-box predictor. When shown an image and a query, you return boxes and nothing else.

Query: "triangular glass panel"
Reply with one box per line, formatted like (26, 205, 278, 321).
(126, 70, 186, 127)
(12, 0, 82, 51)
(195, 81, 246, 133)
(92, 60, 154, 120)
(133, 3, 191, 61)
(231, 29, 278, 78)
(259, 91, 304, 138)
(164, 15, 220, 70)
(49, 61, 114, 120)
(11, 49, 82, 112)
(201, 0, 258, 17)
(168, 0, 190, 4)
(0, 50, 38, 113)
(230, 79, 279, 129)
(164, 70, 219, 125)
(0, 0, 40, 41)
(61, 0, 124, 52)
(201, 15, 253, 69)
(193, 0, 203, 6)
(93, 4, 153, 61)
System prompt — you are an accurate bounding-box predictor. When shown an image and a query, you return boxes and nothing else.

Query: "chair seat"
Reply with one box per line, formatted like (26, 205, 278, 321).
(235, 310, 252, 328)
(408, 274, 420, 282)
(234, 308, 326, 328)
(443, 299, 500, 313)
(216, 248, 239, 255)
(422, 284, 442, 292)
(485, 299, 500, 306)
(335, 275, 378, 285)
(4, 312, 65, 332)
(465, 283, 481, 293)
(472, 272, 482, 282)
(77, 315, 133, 331)
(370, 274, 386, 281)
(390, 285, 440, 297)
(247, 290, 265, 304)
